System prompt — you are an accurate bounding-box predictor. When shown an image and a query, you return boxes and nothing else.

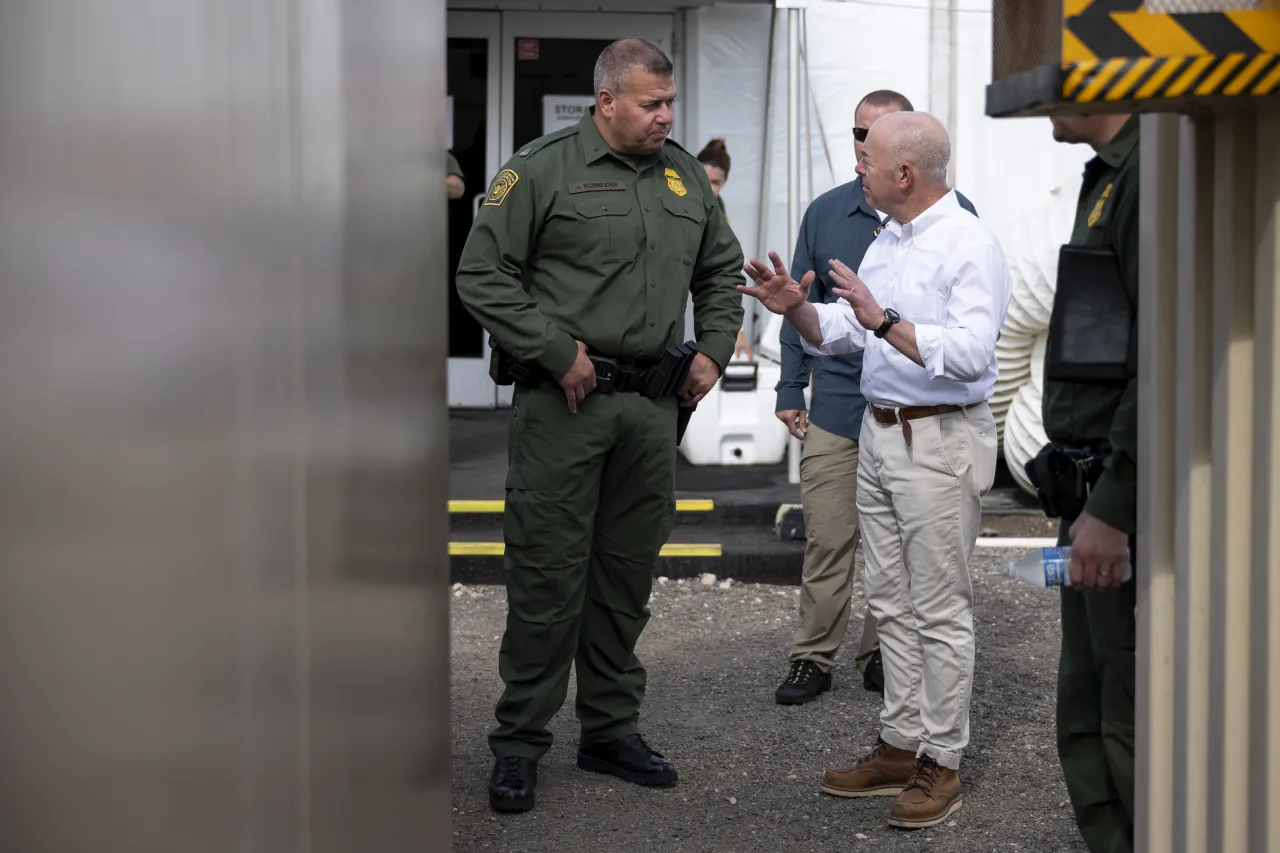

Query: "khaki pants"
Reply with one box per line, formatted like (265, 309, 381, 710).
(857, 403, 997, 770)
(788, 423, 880, 673)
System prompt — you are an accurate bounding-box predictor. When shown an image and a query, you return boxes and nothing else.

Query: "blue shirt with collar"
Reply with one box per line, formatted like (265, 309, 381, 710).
(774, 177, 978, 441)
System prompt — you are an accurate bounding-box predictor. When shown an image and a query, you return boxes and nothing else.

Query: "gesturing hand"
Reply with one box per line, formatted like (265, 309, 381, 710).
(558, 340, 596, 414)
(828, 259, 883, 330)
(737, 251, 814, 316)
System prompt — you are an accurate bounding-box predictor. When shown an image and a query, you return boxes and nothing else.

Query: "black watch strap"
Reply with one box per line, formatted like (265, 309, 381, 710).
(874, 308, 900, 338)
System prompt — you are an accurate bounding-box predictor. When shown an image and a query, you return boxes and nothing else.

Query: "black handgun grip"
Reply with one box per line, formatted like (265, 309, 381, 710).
(664, 341, 699, 398)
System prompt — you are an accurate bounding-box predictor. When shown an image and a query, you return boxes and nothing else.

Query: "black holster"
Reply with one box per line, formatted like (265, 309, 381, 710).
(1024, 443, 1107, 522)
(652, 341, 700, 445)
(488, 337, 535, 386)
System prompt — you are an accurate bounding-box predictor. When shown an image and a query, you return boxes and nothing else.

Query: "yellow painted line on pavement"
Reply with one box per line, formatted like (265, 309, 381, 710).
(449, 499, 715, 513)
(659, 543, 722, 557)
(449, 542, 722, 557)
(450, 542, 505, 556)
(449, 500, 505, 513)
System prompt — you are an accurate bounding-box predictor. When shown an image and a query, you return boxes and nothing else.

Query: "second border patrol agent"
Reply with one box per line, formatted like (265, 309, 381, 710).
(455, 38, 745, 815)
(1033, 113, 1140, 853)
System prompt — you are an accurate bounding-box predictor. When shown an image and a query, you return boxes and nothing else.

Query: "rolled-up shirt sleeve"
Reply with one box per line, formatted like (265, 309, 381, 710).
(912, 242, 1010, 383)
(800, 301, 869, 357)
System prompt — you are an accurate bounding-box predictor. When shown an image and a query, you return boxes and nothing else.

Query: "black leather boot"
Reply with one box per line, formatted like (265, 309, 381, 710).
(775, 660, 832, 705)
(577, 733, 678, 786)
(489, 756, 537, 813)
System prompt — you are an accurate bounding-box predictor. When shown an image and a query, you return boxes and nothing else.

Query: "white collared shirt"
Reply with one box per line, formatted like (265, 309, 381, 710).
(802, 190, 1012, 407)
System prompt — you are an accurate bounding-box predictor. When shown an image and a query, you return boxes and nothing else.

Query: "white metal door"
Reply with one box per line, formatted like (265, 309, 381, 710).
(447, 11, 502, 407)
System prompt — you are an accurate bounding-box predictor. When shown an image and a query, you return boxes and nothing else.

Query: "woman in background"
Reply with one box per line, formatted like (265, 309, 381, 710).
(697, 138, 753, 360)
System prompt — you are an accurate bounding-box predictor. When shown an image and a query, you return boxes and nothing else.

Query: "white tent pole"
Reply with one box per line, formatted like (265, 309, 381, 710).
(928, 0, 959, 188)
(798, 10, 808, 211)
(779, 0, 807, 486)
(948, 0, 958, 188)
(752, 7, 780, 349)
(786, 6, 800, 257)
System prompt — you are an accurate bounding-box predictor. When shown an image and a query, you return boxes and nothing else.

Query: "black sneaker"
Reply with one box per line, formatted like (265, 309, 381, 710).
(775, 660, 832, 705)
(489, 756, 537, 813)
(862, 650, 885, 695)
(577, 733, 678, 786)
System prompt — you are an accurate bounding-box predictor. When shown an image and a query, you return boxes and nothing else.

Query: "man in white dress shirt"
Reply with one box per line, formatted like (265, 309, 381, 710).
(739, 111, 1011, 830)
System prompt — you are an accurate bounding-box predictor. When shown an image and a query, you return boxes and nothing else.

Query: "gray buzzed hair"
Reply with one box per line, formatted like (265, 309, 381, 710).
(593, 38, 673, 97)
(879, 112, 950, 185)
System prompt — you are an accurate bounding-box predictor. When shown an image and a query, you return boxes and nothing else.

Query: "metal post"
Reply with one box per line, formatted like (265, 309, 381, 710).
(0, 0, 450, 849)
(1171, 114, 1215, 853)
(1206, 109, 1258, 853)
(1251, 101, 1280, 853)
(1135, 112, 1182, 853)
(1137, 102, 1280, 853)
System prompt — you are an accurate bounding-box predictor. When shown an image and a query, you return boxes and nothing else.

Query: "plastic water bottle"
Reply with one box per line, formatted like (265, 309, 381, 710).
(1004, 547, 1133, 587)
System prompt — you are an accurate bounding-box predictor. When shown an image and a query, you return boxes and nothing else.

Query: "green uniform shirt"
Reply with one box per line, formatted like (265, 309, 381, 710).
(455, 108, 745, 378)
(447, 151, 464, 178)
(1041, 116, 1140, 534)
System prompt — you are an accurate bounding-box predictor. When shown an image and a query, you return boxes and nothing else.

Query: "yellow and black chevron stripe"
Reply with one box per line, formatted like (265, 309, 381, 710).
(1061, 1, 1280, 103)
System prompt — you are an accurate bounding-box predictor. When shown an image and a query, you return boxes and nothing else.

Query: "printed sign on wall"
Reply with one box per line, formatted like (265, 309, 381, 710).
(542, 95, 596, 135)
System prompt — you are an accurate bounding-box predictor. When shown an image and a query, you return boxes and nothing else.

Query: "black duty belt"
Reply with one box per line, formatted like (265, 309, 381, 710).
(586, 351, 659, 394)
(490, 336, 699, 401)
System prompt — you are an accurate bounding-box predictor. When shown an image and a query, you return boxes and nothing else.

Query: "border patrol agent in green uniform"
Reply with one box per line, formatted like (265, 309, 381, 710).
(1029, 113, 1140, 853)
(455, 39, 744, 815)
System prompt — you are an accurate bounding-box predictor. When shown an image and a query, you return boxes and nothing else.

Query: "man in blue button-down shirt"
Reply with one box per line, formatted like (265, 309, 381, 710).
(773, 90, 977, 706)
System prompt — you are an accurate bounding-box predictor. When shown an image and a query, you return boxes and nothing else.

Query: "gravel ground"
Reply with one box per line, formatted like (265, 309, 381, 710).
(450, 552, 1087, 853)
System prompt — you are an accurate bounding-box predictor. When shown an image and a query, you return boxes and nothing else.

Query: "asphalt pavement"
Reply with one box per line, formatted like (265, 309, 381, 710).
(450, 551, 1089, 853)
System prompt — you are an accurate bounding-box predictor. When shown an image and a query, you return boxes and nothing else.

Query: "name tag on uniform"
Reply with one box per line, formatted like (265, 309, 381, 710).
(567, 180, 627, 194)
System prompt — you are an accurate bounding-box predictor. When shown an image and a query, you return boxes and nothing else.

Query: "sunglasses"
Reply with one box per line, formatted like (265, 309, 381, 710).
(852, 127, 868, 143)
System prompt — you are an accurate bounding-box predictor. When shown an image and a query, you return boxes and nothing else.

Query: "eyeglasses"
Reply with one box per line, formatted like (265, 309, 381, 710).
(852, 127, 868, 143)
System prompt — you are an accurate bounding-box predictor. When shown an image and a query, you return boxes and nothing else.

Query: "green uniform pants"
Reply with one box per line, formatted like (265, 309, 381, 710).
(490, 381, 677, 760)
(1056, 520, 1137, 853)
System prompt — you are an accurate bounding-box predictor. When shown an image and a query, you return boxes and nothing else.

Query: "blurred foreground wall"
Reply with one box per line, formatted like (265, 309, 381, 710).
(0, 1, 451, 850)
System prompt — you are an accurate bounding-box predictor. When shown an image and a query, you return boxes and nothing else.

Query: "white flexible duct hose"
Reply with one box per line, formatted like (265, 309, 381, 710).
(991, 190, 1075, 490)
(1004, 332, 1049, 495)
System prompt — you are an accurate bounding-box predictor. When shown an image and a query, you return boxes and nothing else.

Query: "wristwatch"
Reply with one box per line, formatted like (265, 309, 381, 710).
(874, 308, 900, 339)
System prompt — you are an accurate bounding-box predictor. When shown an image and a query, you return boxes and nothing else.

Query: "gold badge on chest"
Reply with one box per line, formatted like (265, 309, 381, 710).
(1087, 183, 1113, 228)
(665, 167, 687, 198)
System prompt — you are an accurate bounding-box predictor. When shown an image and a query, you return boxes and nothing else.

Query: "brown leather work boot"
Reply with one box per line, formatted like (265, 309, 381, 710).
(888, 755, 963, 829)
(820, 738, 918, 798)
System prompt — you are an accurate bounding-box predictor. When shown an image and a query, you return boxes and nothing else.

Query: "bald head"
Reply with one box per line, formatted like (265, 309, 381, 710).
(869, 111, 951, 186)
(855, 110, 953, 222)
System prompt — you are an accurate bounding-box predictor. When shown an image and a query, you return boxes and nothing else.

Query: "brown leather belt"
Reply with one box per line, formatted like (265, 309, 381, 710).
(868, 402, 983, 446)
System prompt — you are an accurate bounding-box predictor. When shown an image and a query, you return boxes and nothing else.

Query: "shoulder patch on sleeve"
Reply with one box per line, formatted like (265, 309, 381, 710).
(484, 169, 520, 207)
